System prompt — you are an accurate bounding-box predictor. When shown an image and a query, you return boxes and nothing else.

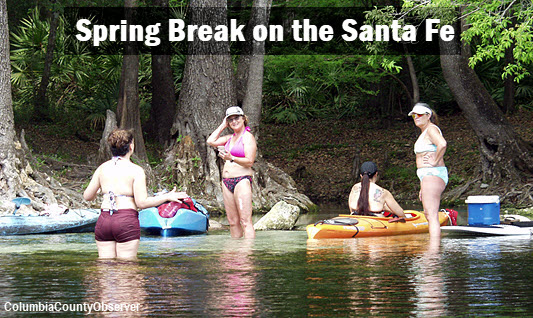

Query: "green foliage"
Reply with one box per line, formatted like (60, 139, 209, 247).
(515, 70, 533, 109)
(9, 1, 533, 140)
(263, 55, 383, 123)
(380, 165, 419, 196)
(365, 1, 533, 111)
(9, 6, 184, 133)
(10, 8, 49, 120)
(447, 173, 463, 188)
(364, 6, 404, 73)
(404, 0, 533, 83)
(459, 0, 533, 82)
(191, 156, 201, 168)
(278, 0, 372, 7)
(414, 55, 455, 107)
(169, 0, 188, 7)
(382, 165, 415, 183)
(10, 8, 118, 127)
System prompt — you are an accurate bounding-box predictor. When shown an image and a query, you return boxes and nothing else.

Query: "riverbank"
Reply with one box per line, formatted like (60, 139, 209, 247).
(259, 109, 533, 207)
(21, 109, 533, 208)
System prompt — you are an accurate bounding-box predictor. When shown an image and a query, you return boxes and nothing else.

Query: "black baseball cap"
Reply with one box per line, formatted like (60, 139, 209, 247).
(360, 161, 378, 176)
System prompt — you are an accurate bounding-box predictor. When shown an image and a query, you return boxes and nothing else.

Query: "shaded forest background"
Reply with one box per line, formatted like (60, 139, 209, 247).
(5, 0, 533, 210)
(25, 110, 533, 208)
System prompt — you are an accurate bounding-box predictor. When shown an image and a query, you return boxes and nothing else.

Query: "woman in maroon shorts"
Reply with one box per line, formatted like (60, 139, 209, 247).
(83, 129, 187, 259)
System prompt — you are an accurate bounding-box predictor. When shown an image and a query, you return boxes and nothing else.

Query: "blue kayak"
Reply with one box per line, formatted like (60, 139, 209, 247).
(139, 201, 209, 236)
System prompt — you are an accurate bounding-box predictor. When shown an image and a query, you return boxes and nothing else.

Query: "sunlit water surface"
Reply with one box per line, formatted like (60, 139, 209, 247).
(0, 210, 532, 317)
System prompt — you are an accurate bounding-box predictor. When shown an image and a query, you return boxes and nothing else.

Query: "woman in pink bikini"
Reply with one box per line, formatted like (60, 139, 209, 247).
(84, 129, 188, 259)
(409, 103, 448, 238)
(207, 106, 257, 238)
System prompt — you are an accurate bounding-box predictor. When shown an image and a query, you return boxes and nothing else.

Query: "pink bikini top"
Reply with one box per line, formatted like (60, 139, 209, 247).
(224, 130, 248, 158)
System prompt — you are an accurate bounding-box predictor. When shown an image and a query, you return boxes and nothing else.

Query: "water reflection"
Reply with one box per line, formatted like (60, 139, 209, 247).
(466, 239, 503, 306)
(206, 239, 258, 317)
(0, 267, 14, 307)
(0, 231, 531, 316)
(411, 237, 448, 317)
(306, 235, 451, 316)
(84, 259, 147, 317)
(445, 237, 507, 313)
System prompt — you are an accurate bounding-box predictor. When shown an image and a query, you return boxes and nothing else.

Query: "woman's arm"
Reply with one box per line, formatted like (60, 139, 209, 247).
(83, 166, 102, 201)
(383, 189, 406, 220)
(348, 184, 360, 214)
(207, 120, 231, 147)
(133, 167, 188, 209)
(219, 133, 257, 168)
(426, 125, 447, 166)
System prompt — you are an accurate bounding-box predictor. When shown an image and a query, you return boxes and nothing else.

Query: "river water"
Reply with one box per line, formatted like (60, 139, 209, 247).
(1, 211, 532, 317)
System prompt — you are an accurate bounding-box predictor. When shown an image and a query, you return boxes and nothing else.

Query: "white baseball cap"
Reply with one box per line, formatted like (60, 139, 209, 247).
(224, 106, 244, 120)
(408, 103, 432, 116)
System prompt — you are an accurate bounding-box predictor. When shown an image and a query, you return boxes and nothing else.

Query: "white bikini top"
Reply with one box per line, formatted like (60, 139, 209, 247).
(414, 125, 442, 154)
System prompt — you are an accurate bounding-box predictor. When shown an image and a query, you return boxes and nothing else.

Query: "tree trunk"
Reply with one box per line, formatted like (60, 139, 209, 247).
(34, 2, 59, 121)
(167, 0, 314, 212)
(169, 0, 236, 207)
(460, 5, 471, 59)
(405, 55, 419, 104)
(0, 0, 88, 212)
(439, 27, 533, 184)
(97, 110, 118, 164)
(116, 0, 147, 162)
(236, 0, 271, 136)
(145, 0, 176, 146)
(0, 0, 22, 200)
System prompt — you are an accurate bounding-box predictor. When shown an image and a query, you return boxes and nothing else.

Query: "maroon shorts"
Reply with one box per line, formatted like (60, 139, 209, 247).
(95, 209, 140, 243)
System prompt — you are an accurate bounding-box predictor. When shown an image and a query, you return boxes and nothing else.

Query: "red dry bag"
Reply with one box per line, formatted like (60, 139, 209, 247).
(157, 197, 197, 218)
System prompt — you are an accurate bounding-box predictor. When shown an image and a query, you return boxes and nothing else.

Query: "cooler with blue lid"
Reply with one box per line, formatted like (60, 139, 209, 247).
(465, 195, 500, 226)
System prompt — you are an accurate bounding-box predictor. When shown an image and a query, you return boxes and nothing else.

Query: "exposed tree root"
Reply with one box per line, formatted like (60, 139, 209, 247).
(500, 183, 533, 207)
(0, 131, 91, 215)
(443, 177, 479, 203)
(443, 176, 533, 208)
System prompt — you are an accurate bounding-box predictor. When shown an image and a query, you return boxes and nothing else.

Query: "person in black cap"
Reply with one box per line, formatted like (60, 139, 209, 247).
(348, 161, 406, 222)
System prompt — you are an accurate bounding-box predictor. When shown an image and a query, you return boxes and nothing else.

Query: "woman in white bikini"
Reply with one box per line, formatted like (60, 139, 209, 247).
(207, 106, 257, 238)
(409, 103, 448, 238)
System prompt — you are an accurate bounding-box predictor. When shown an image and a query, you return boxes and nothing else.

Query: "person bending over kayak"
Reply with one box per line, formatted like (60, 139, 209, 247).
(348, 161, 407, 223)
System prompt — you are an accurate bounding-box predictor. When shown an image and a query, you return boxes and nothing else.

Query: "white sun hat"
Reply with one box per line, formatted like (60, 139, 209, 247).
(224, 106, 244, 120)
(408, 103, 432, 116)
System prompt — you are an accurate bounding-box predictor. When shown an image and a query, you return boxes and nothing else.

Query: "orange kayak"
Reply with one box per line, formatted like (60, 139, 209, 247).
(306, 210, 450, 239)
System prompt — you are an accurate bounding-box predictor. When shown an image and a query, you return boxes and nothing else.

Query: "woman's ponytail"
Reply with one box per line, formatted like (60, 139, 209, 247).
(356, 161, 378, 215)
(357, 173, 372, 215)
